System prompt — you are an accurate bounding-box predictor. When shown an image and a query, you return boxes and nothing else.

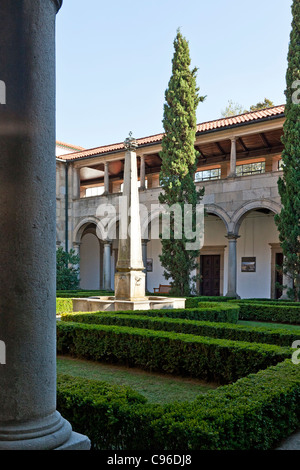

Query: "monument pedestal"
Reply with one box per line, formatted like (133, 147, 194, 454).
(114, 270, 146, 302)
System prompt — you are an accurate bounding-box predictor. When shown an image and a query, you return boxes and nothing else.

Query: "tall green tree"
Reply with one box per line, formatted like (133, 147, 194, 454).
(274, 0, 300, 300)
(249, 98, 274, 112)
(56, 247, 80, 290)
(159, 30, 205, 296)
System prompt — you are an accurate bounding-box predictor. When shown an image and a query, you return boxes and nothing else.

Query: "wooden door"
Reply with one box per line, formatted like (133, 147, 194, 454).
(200, 255, 221, 296)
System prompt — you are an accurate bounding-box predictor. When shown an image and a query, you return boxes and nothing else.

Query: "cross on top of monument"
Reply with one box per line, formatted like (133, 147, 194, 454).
(124, 131, 138, 151)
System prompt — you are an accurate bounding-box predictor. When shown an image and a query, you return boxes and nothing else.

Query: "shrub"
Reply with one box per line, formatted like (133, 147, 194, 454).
(234, 302, 300, 324)
(57, 374, 147, 450)
(185, 296, 235, 308)
(56, 247, 80, 290)
(61, 312, 300, 347)
(57, 322, 290, 385)
(56, 298, 73, 315)
(56, 360, 300, 450)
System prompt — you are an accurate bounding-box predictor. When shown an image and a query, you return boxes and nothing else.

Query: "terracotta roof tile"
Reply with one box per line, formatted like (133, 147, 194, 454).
(57, 105, 285, 161)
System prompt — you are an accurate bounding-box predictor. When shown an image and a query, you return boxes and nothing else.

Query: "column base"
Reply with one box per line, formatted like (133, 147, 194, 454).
(0, 411, 90, 450)
(225, 292, 240, 299)
(55, 432, 91, 450)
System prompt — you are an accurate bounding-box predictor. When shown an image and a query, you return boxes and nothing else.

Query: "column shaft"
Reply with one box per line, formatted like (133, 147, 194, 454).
(104, 162, 110, 194)
(229, 137, 237, 177)
(0, 0, 89, 450)
(103, 242, 112, 291)
(140, 155, 146, 190)
(226, 234, 240, 298)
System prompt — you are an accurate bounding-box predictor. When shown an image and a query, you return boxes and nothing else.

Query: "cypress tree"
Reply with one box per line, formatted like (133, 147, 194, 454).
(158, 30, 205, 297)
(275, 0, 300, 300)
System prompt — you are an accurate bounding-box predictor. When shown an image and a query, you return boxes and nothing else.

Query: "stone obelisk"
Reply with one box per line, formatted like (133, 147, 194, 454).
(114, 133, 146, 301)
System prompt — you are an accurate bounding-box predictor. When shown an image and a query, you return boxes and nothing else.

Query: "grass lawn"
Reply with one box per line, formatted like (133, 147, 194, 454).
(57, 355, 218, 404)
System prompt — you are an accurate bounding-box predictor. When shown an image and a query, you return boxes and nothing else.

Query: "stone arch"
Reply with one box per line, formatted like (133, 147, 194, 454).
(231, 199, 282, 236)
(73, 216, 106, 244)
(204, 204, 231, 232)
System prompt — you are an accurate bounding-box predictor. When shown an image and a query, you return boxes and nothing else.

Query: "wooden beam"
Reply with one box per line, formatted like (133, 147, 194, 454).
(259, 132, 271, 149)
(215, 142, 227, 156)
(238, 137, 249, 153)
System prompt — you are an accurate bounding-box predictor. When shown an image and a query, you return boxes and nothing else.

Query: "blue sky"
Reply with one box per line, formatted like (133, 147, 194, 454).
(56, 0, 293, 150)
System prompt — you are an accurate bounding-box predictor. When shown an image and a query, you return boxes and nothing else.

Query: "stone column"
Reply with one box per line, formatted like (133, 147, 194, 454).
(142, 239, 149, 291)
(140, 155, 146, 190)
(0, 0, 90, 450)
(225, 234, 240, 298)
(228, 137, 237, 177)
(104, 162, 110, 194)
(103, 241, 112, 291)
(72, 166, 81, 200)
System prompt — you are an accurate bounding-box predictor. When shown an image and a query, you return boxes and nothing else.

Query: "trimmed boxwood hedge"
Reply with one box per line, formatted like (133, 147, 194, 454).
(185, 296, 235, 308)
(57, 321, 290, 385)
(56, 359, 300, 450)
(232, 302, 300, 324)
(60, 312, 300, 347)
(56, 299, 240, 323)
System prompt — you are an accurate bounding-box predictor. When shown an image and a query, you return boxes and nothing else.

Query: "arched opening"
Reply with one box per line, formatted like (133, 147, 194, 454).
(79, 223, 102, 290)
(235, 208, 281, 299)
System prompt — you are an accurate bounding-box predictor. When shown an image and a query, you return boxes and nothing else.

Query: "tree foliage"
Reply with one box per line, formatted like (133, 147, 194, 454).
(221, 98, 275, 117)
(249, 98, 274, 112)
(159, 30, 205, 297)
(56, 247, 80, 290)
(274, 0, 300, 300)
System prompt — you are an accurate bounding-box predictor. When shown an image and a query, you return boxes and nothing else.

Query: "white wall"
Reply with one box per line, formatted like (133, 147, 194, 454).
(80, 233, 100, 290)
(237, 211, 279, 299)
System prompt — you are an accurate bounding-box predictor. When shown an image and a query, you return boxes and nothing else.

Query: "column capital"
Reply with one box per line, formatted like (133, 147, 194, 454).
(225, 233, 240, 241)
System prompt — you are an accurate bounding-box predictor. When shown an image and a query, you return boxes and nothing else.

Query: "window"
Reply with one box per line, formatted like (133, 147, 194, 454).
(85, 186, 105, 197)
(236, 161, 265, 177)
(278, 159, 283, 170)
(195, 168, 221, 182)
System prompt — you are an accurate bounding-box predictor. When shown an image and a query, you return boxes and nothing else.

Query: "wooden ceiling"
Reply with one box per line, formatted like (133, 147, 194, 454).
(80, 128, 284, 185)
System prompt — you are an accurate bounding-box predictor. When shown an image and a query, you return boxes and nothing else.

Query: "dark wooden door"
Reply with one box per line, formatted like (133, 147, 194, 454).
(275, 252, 283, 299)
(200, 255, 221, 296)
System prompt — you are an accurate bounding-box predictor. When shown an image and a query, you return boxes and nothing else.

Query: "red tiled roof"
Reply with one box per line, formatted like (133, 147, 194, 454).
(56, 140, 85, 151)
(57, 105, 285, 161)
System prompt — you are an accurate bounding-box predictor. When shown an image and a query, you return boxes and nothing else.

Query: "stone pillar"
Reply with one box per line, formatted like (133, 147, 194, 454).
(228, 137, 237, 177)
(142, 239, 149, 291)
(103, 241, 112, 291)
(115, 134, 145, 301)
(72, 166, 81, 200)
(104, 162, 110, 194)
(225, 234, 240, 298)
(140, 155, 146, 190)
(0, 0, 90, 450)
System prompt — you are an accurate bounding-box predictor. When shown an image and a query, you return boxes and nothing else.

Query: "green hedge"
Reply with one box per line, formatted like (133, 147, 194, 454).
(56, 359, 300, 450)
(57, 322, 290, 385)
(233, 302, 300, 324)
(61, 312, 300, 347)
(185, 296, 235, 308)
(56, 298, 73, 314)
(56, 290, 113, 298)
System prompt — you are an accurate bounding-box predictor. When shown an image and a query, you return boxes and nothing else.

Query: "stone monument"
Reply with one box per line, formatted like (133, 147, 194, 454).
(114, 132, 146, 304)
(72, 134, 185, 312)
